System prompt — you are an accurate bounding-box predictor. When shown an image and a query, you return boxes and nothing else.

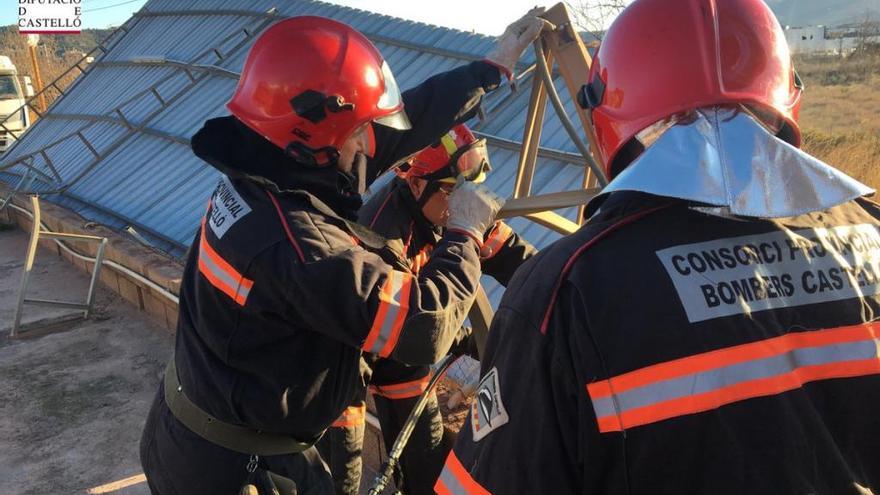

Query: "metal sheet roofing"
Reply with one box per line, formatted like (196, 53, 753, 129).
(0, 0, 592, 306)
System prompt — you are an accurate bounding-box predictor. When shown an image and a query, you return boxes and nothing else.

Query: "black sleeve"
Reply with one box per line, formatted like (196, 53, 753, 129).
(366, 61, 502, 181)
(270, 230, 483, 365)
(480, 221, 538, 287)
(439, 282, 587, 494)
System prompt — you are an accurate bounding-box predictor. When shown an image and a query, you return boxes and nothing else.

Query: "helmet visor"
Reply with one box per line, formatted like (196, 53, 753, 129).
(372, 60, 412, 131)
(452, 138, 490, 183)
(377, 60, 402, 110)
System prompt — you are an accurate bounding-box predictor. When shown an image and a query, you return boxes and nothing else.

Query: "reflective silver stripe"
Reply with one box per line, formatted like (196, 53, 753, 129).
(373, 379, 429, 398)
(438, 465, 469, 495)
(591, 338, 880, 419)
(198, 246, 251, 301)
(368, 272, 407, 354)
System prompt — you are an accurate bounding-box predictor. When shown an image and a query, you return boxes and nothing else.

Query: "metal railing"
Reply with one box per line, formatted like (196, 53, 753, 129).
(11, 195, 107, 337)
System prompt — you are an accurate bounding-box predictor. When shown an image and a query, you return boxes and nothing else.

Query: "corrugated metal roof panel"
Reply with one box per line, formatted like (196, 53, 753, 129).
(52, 66, 178, 116)
(0, 0, 595, 287)
(139, 163, 219, 244)
(149, 76, 238, 140)
(106, 14, 255, 64)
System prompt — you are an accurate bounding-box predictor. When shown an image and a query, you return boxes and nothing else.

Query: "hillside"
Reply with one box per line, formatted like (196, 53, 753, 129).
(0, 26, 113, 108)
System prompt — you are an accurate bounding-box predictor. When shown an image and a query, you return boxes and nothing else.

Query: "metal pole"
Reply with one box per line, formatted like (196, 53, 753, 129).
(468, 287, 494, 359)
(84, 238, 107, 319)
(28, 45, 47, 113)
(368, 354, 457, 495)
(11, 195, 42, 337)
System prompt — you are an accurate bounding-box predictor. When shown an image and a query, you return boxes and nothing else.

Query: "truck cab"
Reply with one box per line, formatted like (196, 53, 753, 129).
(0, 55, 33, 153)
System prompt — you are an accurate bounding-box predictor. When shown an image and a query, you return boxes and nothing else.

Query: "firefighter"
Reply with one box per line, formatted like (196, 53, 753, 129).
(317, 124, 536, 495)
(441, 0, 880, 493)
(138, 10, 550, 495)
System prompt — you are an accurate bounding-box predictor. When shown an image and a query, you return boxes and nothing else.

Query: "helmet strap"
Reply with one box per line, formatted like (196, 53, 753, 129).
(417, 180, 442, 208)
(284, 141, 340, 168)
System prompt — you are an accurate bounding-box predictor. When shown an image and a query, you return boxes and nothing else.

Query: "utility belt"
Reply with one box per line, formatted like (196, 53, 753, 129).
(164, 357, 319, 456)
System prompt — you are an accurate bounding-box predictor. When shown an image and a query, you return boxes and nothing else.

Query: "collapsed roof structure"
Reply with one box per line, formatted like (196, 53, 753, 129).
(0, 0, 591, 304)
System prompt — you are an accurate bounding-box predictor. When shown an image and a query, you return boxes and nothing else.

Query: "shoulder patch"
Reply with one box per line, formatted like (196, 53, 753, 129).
(208, 176, 252, 239)
(471, 367, 509, 441)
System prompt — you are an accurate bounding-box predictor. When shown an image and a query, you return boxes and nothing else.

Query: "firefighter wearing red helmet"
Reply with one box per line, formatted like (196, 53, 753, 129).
(316, 124, 536, 495)
(138, 10, 550, 495)
(444, 0, 880, 493)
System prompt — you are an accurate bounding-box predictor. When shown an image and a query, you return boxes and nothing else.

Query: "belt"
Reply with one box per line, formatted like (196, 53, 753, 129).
(163, 357, 317, 456)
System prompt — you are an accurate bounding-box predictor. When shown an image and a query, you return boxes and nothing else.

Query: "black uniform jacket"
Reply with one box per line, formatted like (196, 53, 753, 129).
(444, 191, 880, 494)
(174, 61, 502, 442)
(359, 177, 536, 285)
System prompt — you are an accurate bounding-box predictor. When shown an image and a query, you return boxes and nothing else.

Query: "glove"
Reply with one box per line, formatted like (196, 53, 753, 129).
(444, 355, 482, 409)
(484, 7, 555, 78)
(447, 180, 505, 244)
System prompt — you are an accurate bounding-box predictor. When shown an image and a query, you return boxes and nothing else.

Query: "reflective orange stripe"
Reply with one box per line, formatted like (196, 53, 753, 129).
(371, 374, 431, 400)
(587, 323, 880, 433)
(330, 404, 366, 428)
(197, 219, 254, 306)
(363, 271, 413, 357)
(435, 450, 491, 495)
(410, 245, 433, 274)
(480, 221, 513, 260)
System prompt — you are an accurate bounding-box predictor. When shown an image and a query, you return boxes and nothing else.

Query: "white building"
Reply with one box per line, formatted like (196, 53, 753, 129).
(784, 25, 880, 55)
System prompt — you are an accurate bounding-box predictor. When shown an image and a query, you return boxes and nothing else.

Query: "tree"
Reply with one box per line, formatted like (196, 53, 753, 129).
(565, 0, 628, 40)
(854, 13, 880, 56)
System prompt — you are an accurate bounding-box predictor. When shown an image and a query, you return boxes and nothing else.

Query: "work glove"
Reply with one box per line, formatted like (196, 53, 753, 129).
(484, 7, 555, 78)
(447, 180, 505, 244)
(444, 355, 482, 409)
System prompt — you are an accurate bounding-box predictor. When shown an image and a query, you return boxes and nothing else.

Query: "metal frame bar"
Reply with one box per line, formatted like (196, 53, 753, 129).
(45, 113, 190, 146)
(95, 59, 240, 79)
(513, 43, 552, 199)
(132, 9, 502, 67)
(0, 11, 278, 202)
(468, 3, 606, 354)
(0, 171, 36, 212)
(11, 195, 107, 337)
(56, 189, 190, 252)
(475, 131, 586, 166)
(0, 12, 142, 156)
(509, 3, 607, 234)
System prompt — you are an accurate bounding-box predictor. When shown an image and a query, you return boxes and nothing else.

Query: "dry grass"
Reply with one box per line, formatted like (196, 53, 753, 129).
(795, 51, 880, 190)
(802, 129, 880, 188)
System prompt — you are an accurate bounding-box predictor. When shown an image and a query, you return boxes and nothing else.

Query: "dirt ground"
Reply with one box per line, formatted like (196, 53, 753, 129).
(0, 223, 471, 494)
(0, 227, 172, 495)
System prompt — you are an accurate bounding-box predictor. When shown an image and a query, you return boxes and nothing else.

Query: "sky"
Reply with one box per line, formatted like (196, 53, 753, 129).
(321, 0, 569, 35)
(0, 0, 582, 35)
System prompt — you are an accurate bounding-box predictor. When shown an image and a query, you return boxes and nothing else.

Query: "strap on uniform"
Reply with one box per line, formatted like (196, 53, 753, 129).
(163, 357, 319, 456)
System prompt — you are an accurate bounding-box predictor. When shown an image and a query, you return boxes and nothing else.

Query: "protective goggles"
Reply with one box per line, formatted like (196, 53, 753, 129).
(421, 138, 491, 184)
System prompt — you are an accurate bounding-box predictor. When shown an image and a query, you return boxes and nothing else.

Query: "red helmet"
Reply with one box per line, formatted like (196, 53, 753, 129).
(581, 0, 803, 179)
(227, 16, 410, 165)
(402, 124, 491, 184)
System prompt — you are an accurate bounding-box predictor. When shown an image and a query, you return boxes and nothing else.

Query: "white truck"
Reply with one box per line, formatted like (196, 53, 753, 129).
(0, 56, 34, 153)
